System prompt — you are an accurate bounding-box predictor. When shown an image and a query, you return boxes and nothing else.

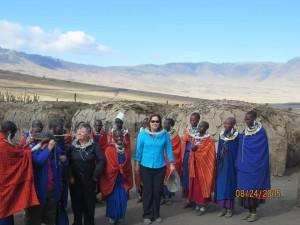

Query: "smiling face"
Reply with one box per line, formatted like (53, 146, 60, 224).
(76, 127, 89, 142)
(244, 114, 255, 128)
(113, 130, 124, 145)
(31, 127, 40, 138)
(150, 116, 160, 132)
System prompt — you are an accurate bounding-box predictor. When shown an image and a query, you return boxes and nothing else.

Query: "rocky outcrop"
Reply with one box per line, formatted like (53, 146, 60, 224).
(1, 100, 299, 176)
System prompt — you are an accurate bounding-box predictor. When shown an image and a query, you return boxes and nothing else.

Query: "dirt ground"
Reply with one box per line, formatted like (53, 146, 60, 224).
(12, 167, 299, 225)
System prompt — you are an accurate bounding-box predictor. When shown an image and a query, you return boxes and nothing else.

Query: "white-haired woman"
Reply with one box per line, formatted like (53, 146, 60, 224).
(68, 123, 105, 225)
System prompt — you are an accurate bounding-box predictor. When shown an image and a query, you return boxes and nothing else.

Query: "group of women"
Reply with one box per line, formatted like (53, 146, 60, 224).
(0, 110, 270, 225)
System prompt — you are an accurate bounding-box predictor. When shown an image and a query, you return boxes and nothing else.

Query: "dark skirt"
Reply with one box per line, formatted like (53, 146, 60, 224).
(238, 197, 265, 209)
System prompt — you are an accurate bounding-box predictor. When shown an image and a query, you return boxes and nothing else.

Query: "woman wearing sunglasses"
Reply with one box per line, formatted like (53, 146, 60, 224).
(135, 114, 175, 225)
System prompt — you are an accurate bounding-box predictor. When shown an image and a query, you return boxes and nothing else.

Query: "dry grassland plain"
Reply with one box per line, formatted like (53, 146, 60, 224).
(1, 70, 299, 113)
(0, 70, 200, 105)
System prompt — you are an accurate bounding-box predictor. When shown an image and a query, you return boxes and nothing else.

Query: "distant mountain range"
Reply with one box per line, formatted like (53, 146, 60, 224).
(0, 47, 299, 103)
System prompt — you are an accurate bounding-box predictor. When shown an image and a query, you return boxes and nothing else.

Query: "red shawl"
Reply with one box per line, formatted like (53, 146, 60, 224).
(0, 133, 39, 218)
(100, 144, 133, 198)
(91, 130, 108, 152)
(188, 136, 216, 198)
(164, 132, 182, 184)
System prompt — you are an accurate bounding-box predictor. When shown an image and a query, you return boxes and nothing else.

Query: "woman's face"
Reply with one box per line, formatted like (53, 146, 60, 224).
(163, 120, 171, 131)
(33, 122, 43, 131)
(223, 119, 234, 133)
(244, 114, 255, 128)
(31, 127, 40, 138)
(94, 121, 103, 132)
(76, 127, 89, 141)
(190, 115, 199, 127)
(142, 119, 148, 129)
(113, 130, 124, 145)
(198, 122, 207, 135)
(53, 126, 64, 135)
(150, 116, 160, 132)
(115, 119, 123, 129)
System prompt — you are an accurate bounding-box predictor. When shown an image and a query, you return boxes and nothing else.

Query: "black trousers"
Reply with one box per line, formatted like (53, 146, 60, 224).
(69, 180, 96, 225)
(140, 165, 166, 220)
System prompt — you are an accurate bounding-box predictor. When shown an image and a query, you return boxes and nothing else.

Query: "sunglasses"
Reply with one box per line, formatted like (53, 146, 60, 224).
(150, 120, 160, 123)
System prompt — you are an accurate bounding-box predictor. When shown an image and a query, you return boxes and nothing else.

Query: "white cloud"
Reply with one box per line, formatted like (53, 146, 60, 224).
(0, 20, 110, 55)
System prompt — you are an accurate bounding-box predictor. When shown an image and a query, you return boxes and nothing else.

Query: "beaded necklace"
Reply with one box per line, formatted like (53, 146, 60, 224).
(115, 144, 125, 154)
(197, 132, 211, 144)
(187, 125, 200, 139)
(244, 121, 262, 136)
(220, 128, 239, 141)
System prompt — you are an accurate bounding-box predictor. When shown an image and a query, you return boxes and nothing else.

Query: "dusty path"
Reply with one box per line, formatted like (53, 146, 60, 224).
(12, 167, 299, 225)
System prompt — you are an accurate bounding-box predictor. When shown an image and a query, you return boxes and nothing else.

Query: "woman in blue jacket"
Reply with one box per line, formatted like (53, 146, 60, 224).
(135, 114, 175, 225)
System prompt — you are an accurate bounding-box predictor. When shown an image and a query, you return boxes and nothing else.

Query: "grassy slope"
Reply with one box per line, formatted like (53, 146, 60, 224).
(0, 70, 202, 104)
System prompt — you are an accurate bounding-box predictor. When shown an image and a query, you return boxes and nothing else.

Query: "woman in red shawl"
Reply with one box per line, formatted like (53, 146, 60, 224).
(188, 121, 216, 216)
(161, 118, 181, 205)
(181, 112, 201, 208)
(0, 121, 39, 225)
(101, 129, 133, 225)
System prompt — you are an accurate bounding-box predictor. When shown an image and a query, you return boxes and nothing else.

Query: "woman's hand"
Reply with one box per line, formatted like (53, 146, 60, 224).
(170, 163, 175, 173)
(134, 161, 140, 174)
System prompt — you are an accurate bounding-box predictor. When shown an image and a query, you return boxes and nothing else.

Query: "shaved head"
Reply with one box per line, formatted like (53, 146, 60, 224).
(226, 117, 236, 126)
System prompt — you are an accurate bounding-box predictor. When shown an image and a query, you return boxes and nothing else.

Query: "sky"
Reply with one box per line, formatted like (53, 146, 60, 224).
(1, 0, 300, 66)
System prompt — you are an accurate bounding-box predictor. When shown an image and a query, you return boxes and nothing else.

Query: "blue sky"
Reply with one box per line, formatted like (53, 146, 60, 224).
(1, 0, 300, 66)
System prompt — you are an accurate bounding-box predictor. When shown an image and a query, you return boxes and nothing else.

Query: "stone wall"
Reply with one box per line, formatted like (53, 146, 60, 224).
(1, 100, 299, 176)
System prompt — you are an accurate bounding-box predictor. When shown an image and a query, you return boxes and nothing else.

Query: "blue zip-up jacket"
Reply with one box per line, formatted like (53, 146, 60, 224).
(32, 146, 65, 203)
(135, 128, 174, 168)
